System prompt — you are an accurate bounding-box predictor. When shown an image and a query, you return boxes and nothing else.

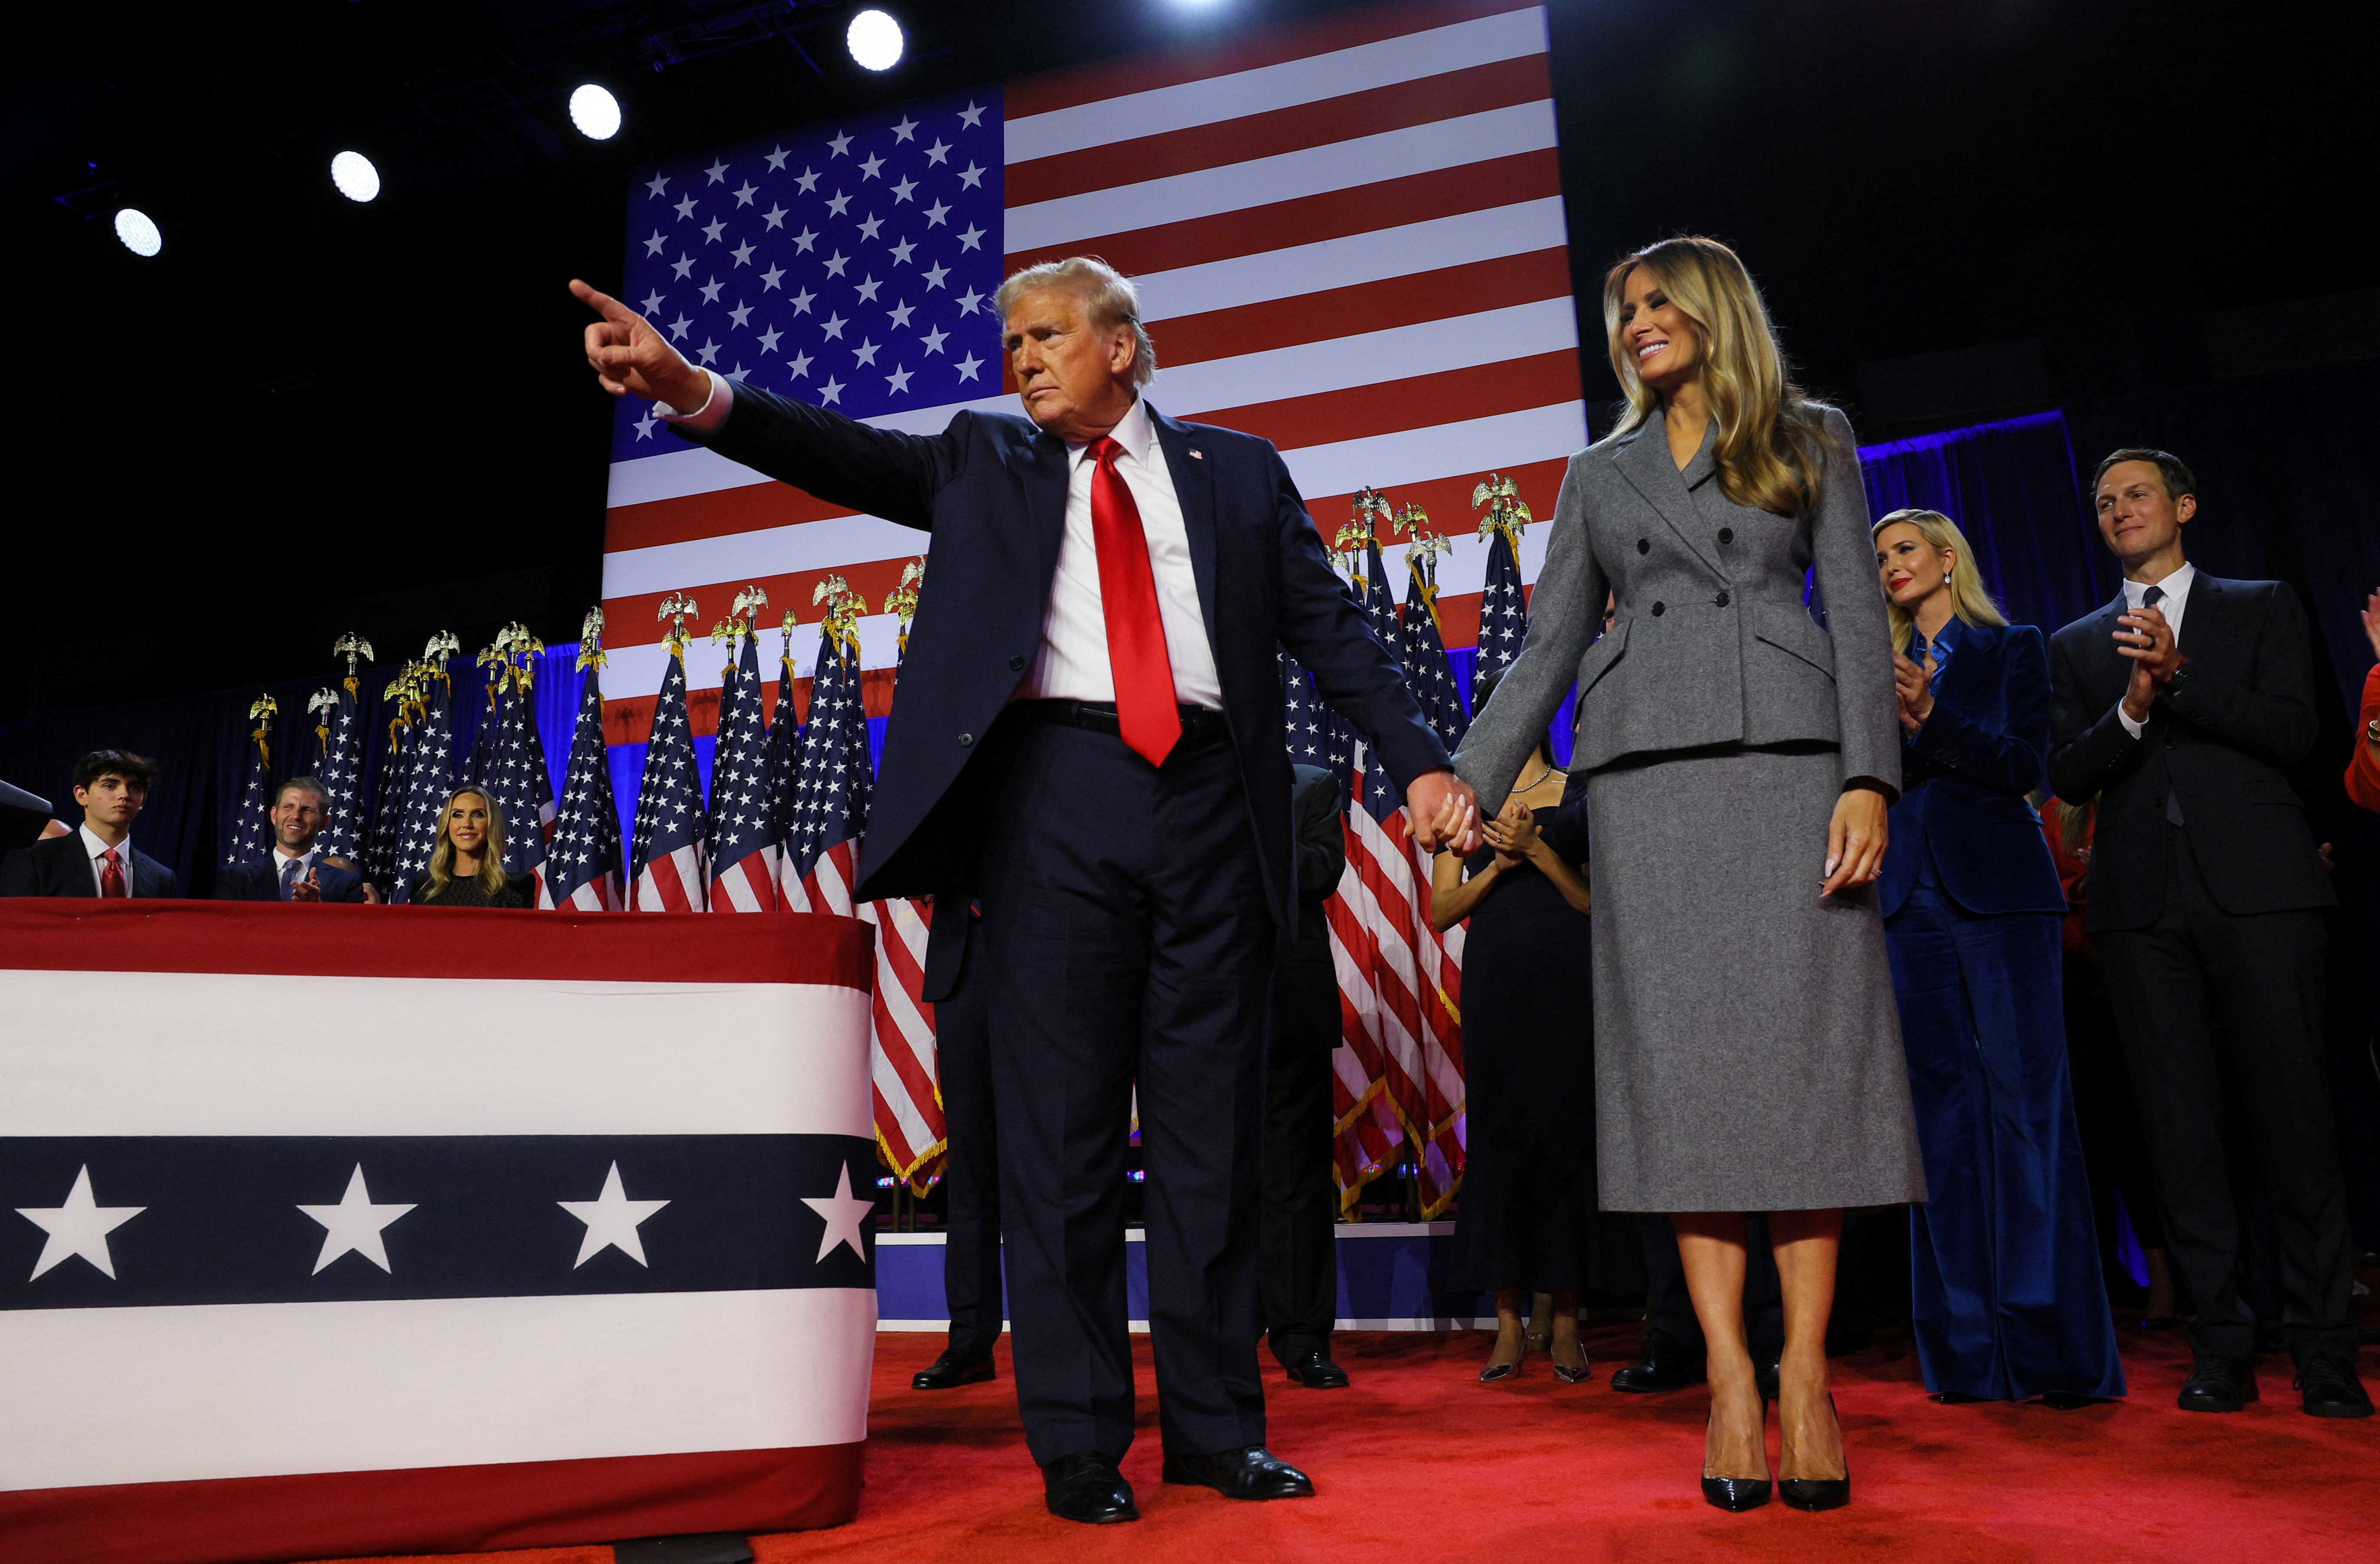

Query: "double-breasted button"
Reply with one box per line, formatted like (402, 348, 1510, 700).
(1715, 592, 1731, 607)
(1009, 654, 1026, 671)
(1718, 527, 1734, 545)
(1636, 538, 1650, 554)
(958, 733, 975, 748)
(1651, 602, 1666, 616)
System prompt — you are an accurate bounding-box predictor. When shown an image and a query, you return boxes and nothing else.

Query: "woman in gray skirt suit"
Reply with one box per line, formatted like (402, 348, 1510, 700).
(1444, 236, 1924, 1514)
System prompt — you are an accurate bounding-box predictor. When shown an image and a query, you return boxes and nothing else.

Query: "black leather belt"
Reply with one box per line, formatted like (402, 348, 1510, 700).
(1012, 699, 1230, 747)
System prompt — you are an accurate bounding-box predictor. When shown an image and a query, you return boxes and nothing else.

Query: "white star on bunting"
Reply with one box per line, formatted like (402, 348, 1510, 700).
(559, 1162, 671, 1268)
(802, 1164, 873, 1262)
(298, 1165, 416, 1276)
(16, 1165, 144, 1281)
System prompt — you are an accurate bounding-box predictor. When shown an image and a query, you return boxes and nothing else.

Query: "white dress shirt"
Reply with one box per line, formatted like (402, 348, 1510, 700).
(665, 380, 1222, 709)
(79, 825, 132, 896)
(2116, 561, 2197, 740)
(272, 843, 320, 895)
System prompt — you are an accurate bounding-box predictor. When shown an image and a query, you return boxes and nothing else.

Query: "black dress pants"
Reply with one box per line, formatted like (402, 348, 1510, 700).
(1641, 1213, 1783, 1355)
(979, 717, 1273, 1465)
(1260, 975, 1338, 1365)
(934, 947, 1005, 1362)
(2094, 826, 2353, 1363)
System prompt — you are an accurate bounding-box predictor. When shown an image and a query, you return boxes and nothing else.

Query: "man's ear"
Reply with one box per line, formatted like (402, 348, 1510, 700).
(2175, 493, 2196, 527)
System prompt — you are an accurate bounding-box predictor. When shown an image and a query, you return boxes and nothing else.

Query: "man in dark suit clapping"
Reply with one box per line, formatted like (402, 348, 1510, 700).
(215, 777, 367, 903)
(2048, 448, 2367, 1420)
(0, 750, 180, 898)
(574, 257, 1478, 1522)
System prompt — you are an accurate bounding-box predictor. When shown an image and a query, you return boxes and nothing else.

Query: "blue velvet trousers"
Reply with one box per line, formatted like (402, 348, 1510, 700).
(1885, 878, 2124, 1400)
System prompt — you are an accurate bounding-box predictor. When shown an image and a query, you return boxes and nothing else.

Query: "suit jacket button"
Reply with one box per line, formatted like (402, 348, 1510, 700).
(1637, 538, 1650, 554)
(958, 733, 974, 748)
(1009, 655, 1026, 671)
(1651, 601, 1666, 616)
(1718, 527, 1734, 545)
(1715, 592, 1731, 607)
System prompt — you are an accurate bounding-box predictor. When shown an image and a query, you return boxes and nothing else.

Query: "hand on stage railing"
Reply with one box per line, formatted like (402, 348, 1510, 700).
(1409, 769, 1481, 856)
(570, 280, 711, 414)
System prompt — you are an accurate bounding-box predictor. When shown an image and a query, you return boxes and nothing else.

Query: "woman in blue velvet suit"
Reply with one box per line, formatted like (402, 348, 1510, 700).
(1872, 509, 2123, 1404)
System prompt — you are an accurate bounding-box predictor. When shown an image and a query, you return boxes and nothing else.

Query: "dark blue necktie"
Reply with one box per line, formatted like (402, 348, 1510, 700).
(279, 857, 301, 901)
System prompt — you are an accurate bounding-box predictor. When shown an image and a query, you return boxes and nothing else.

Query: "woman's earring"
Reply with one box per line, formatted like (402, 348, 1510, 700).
(1942, 572, 1952, 585)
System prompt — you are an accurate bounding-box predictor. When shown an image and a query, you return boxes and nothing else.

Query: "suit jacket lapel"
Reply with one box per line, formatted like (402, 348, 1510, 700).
(1019, 425, 1072, 606)
(2082, 589, 2130, 703)
(2177, 572, 2222, 657)
(1150, 406, 1222, 656)
(1612, 411, 1725, 577)
(1933, 621, 1991, 709)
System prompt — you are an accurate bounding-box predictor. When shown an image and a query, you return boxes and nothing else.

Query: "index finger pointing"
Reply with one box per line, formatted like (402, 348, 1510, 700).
(569, 278, 639, 326)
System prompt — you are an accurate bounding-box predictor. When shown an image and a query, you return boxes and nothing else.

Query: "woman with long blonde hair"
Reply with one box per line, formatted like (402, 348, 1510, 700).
(407, 785, 534, 907)
(1870, 508, 2122, 1407)
(1443, 236, 1921, 1513)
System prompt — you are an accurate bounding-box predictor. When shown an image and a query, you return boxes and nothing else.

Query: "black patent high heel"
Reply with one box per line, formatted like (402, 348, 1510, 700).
(1779, 1392, 1849, 1512)
(1700, 1381, 1771, 1512)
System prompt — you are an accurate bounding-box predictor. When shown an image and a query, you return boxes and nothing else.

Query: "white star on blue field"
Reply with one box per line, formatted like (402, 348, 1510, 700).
(612, 92, 1005, 457)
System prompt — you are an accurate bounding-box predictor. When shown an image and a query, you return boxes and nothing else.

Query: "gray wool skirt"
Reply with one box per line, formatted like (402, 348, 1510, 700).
(1587, 743, 1927, 1212)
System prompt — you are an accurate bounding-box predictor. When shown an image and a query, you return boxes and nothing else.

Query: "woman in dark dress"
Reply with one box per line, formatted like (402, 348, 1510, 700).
(1434, 673, 1604, 1384)
(407, 785, 534, 908)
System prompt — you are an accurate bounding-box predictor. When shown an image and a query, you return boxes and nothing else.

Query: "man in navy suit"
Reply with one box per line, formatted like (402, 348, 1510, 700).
(214, 776, 367, 903)
(0, 749, 180, 898)
(2049, 449, 2366, 1419)
(576, 258, 1478, 1522)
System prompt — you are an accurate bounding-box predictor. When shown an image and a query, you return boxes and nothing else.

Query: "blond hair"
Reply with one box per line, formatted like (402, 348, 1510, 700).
(1870, 507, 2010, 654)
(993, 256, 1157, 386)
(1602, 236, 1839, 517)
(425, 785, 509, 899)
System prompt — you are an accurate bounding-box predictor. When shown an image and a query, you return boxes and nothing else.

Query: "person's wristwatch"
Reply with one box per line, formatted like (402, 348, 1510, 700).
(2367, 715, 2380, 746)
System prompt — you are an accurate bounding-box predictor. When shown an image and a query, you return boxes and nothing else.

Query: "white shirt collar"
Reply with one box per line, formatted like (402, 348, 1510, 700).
(2123, 560, 2196, 604)
(273, 842, 317, 867)
(1068, 395, 1154, 468)
(78, 825, 126, 864)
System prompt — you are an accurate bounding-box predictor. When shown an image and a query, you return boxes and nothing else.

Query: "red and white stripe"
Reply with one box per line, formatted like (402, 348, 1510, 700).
(594, 0, 1577, 743)
(709, 845, 781, 915)
(630, 844, 705, 914)
(785, 841, 946, 1192)
(550, 874, 620, 913)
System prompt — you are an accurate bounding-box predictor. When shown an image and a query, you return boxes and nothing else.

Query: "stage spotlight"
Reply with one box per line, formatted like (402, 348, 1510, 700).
(570, 84, 622, 141)
(331, 150, 381, 203)
(847, 8, 903, 72)
(114, 207, 162, 258)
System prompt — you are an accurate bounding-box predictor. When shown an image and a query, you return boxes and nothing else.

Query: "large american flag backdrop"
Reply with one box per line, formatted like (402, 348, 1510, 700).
(0, 901, 879, 1563)
(595, 0, 1583, 1205)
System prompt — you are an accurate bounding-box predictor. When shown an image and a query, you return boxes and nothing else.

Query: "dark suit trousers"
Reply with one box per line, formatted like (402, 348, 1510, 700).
(2095, 826, 2353, 1363)
(978, 718, 1273, 1465)
(934, 965, 1005, 1361)
(1260, 969, 1337, 1364)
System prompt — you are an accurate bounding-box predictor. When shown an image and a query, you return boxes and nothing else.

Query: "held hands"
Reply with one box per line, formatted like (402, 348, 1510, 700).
(2114, 603, 2183, 722)
(1891, 651, 1935, 736)
(1482, 796, 1539, 871)
(1821, 784, 1888, 898)
(571, 279, 710, 413)
(1410, 770, 1483, 856)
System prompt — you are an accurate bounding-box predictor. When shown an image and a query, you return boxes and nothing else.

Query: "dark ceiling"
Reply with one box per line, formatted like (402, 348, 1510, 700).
(6, 0, 2373, 720)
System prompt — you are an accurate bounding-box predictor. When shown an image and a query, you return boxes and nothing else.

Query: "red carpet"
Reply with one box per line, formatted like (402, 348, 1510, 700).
(318, 1319, 2380, 1564)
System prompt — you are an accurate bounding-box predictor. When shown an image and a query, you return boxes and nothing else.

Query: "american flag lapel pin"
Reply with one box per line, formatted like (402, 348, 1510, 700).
(1188, 448, 1203, 459)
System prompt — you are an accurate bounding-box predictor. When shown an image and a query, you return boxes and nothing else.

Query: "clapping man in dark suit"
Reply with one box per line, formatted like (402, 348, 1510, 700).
(0, 750, 180, 898)
(214, 777, 367, 903)
(2048, 449, 2367, 1419)
(574, 257, 1478, 1522)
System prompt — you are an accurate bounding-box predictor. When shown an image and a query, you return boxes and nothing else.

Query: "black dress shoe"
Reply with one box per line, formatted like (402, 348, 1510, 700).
(1701, 1476, 1770, 1512)
(1780, 1476, 1850, 1512)
(1161, 1445, 1315, 1499)
(911, 1350, 995, 1390)
(1281, 1349, 1351, 1389)
(1041, 1453, 1138, 1524)
(1610, 1333, 1705, 1394)
(2295, 1355, 2375, 1419)
(2178, 1355, 2257, 1412)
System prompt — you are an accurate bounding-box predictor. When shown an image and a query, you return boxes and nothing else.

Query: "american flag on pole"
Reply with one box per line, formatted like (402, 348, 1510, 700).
(360, 671, 416, 897)
(481, 628, 558, 890)
(763, 614, 805, 865)
(706, 605, 782, 914)
(315, 635, 372, 861)
(542, 613, 623, 912)
(628, 605, 706, 913)
(1471, 473, 1534, 703)
(223, 695, 276, 867)
(593, 0, 1577, 766)
(388, 635, 460, 906)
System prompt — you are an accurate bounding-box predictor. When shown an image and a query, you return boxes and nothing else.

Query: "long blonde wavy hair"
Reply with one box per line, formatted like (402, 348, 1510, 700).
(425, 785, 509, 899)
(1602, 236, 1840, 518)
(1870, 507, 2010, 654)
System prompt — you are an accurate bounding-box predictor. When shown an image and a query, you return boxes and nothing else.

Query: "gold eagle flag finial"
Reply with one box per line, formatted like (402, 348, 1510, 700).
(882, 559, 925, 657)
(331, 631, 374, 696)
(657, 592, 699, 658)
(245, 693, 279, 769)
(1472, 473, 1533, 546)
(1396, 501, 1451, 611)
(502, 621, 544, 693)
(308, 687, 338, 755)
(578, 606, 610, 673)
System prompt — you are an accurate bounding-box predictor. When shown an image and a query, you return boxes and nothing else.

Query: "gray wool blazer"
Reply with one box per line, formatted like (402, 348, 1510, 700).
(1456, 404, 1901, 811)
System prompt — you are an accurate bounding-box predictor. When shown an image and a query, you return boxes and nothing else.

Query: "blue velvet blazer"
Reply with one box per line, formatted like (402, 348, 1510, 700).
(1879, 619, 2068, 919)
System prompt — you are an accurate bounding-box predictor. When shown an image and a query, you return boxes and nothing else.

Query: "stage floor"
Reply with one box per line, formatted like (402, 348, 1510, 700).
(315, 1317, 2379, 1564)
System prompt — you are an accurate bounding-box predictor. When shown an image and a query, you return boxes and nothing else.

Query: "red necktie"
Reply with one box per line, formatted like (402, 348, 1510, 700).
(99, 848, 126, 899)
(1087, 435, 1181, 768)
